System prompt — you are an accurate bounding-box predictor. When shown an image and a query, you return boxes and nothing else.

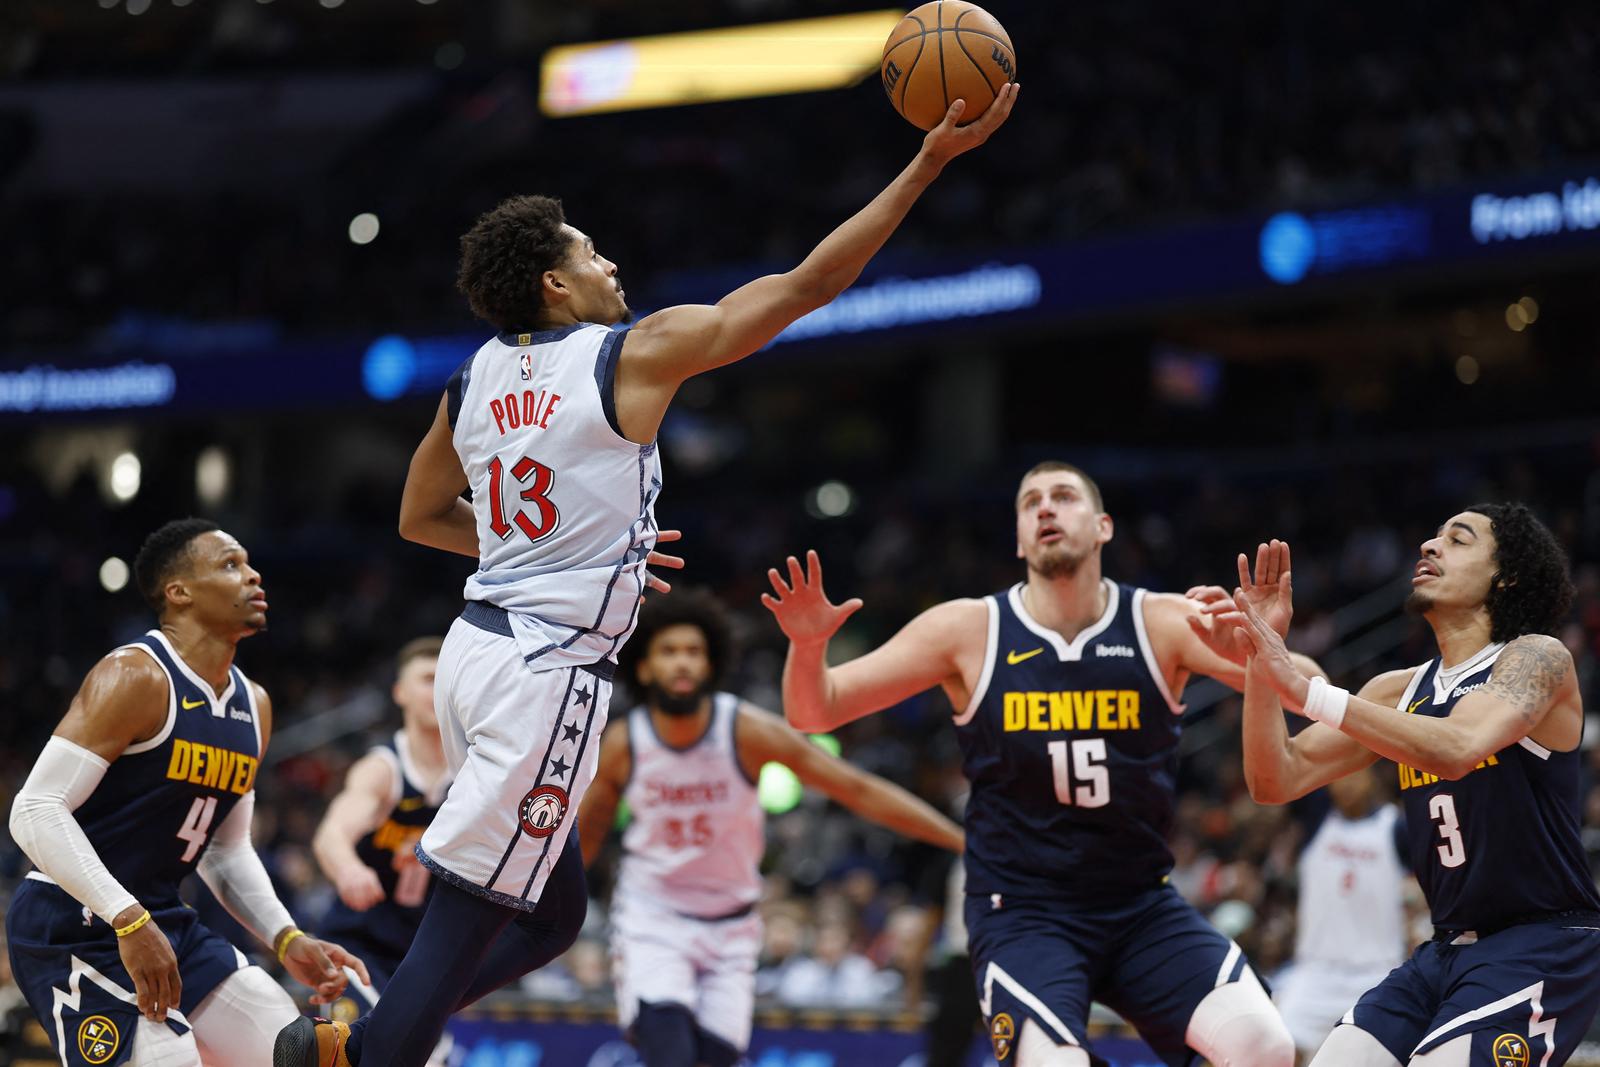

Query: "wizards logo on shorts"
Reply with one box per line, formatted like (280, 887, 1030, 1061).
(78, 1015, 120, 1065)
(990, 1012, 1015, 1060)
(1493, 1033, 1530, 1067)
(519, 784, 569, 838)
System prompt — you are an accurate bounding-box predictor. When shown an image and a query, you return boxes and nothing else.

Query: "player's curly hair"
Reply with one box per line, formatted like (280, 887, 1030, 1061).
(457, 194, 571, 333)
(618, 588, 734, 693)
(1467, 502, 1574, 643)
(133, 517, 220, 613)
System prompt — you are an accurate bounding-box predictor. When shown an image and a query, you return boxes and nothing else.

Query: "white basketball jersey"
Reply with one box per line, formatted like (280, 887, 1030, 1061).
(448, 324, 662, 671)
(1294, 804, 1407, 969)
(616, 694, 764, 918)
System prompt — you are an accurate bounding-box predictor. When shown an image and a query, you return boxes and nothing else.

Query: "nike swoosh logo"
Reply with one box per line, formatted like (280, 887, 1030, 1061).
(181, 697, 206, 710)
(1006, 648, 1044, 666)
(1407, 697, 1428, 714)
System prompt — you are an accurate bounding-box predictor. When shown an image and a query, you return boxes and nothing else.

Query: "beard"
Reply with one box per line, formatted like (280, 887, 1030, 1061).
(1403, 590, 1434, 617)
(648, 679, 712, 717)
(1028, 543, 1088, 580)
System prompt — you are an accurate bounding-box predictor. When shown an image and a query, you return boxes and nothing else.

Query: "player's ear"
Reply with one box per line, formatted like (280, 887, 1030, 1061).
(1097, 512, 1114, 544)
(541, 269, 569, 306)
(164, 577, 192, 611)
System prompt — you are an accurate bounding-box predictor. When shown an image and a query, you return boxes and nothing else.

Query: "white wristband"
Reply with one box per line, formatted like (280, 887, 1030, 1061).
(1301, 675, 1350, 730)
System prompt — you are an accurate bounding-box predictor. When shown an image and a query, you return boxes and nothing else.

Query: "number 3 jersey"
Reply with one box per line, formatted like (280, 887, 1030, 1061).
(36, 630, 263, 909)
(616, 694, 764, 919)
(1392, 642, 1600, 934)
(448, 324, 663, 673)
(955, 581, 1185, 907)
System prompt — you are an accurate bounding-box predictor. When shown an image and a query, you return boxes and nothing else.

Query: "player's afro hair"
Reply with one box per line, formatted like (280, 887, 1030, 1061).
(1467, 502, 1574, 643)
(618, 588, 734, 693)
(457, 194, 571, 333)
(133, 517, 220, 613)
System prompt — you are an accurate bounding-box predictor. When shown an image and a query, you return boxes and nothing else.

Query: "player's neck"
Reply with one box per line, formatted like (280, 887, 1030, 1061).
(1021, 564, 1108, 642)
(160, 619, 237, 695)
(1427, 607, 1496, 668)
(649, 700, 714, 748)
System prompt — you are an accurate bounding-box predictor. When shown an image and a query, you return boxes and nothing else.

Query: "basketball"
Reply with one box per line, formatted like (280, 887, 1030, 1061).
(880, 1, 1016, 131)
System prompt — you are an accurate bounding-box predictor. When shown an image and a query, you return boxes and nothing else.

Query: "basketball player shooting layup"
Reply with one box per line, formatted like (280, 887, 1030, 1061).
(1209, 516, 1600, 1067)
(763, 462, 1311, 1067)
(8, 519, 368, 1067)
(579, 591, 964, 1067)
(275, 85, 1017, 1067)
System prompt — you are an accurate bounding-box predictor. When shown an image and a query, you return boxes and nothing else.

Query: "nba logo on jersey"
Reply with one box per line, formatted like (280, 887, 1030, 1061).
(519, 352, 533, 381)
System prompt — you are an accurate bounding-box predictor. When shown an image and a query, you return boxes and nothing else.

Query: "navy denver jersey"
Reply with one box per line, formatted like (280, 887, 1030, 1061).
(68, 631, 262, 905)
(1393, 641, 1600, 934)
(319, 732, 445, 964)
(956, 580, 1185, 905)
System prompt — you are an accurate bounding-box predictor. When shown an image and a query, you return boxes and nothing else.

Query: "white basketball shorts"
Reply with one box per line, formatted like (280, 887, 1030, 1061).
(1275, 960, 1397, 1053)
(611, 894, 763, 1053)
(418, 609, 612, 911)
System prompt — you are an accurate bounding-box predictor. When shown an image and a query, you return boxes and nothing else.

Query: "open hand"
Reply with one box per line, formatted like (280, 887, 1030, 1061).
(922, 82, 1018, 165)
(283, 935, 372, 1006)
(644, 529, 685, 597)
(1233, 594, 1313, 713)
(760, 551, 863, 646)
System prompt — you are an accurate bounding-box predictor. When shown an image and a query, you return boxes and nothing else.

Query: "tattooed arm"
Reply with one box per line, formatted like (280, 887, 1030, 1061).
(1239, 624, 1576, 780)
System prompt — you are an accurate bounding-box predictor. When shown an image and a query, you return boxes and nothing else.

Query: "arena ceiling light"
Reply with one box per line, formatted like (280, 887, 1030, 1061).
(540, 9, 904, 117)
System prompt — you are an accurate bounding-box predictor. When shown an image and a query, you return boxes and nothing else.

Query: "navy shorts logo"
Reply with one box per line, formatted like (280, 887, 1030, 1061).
(519, 785, 569, 837)
(990, 1012, 1015, 1060)
(331, 996, 361, 1024)
(1493, 1033, 1530, 1067)
(77, 1015, 120, 1064)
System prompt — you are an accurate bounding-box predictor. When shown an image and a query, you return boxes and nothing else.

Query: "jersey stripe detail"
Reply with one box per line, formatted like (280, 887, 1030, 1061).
(593, 327, 630, 441)
(1131, 589, 1184, 715)
(119, 642, 177, 755)
(954, 598, 998, 726)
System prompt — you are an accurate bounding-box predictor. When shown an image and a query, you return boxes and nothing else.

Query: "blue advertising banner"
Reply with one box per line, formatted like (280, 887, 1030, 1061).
(443, 1016, 1164, 1067)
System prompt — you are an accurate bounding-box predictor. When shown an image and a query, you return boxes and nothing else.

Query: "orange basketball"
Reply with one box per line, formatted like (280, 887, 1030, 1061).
(880, 1, 1016, 131)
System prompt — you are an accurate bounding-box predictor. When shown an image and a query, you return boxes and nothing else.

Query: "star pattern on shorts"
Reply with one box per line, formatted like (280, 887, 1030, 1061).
(548, 754, 571, 780)
(561, 719, 581, 744)
(575, 685, 592, 708)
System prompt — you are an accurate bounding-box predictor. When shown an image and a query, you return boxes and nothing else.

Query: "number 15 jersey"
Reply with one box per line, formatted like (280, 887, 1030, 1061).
(449, 324, 662, 672)
(955, 581, 1185, 907)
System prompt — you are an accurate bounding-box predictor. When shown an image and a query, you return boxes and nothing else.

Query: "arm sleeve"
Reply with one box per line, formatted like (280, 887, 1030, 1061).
(194, 791, 296, 948)
(7, 736, 140, 923)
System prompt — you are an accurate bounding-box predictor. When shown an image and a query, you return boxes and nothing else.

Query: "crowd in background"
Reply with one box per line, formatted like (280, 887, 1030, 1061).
(8, 0, 1600, 344)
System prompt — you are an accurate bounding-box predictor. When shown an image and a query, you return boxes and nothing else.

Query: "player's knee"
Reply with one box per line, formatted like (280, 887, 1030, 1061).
(188, 964, 299, 1065)
(632, 1001, 697, 1067)
(1015, 1019, 1092, 1067)
(1308, 1024, 1403, 1067)
(1186, 976, 1295, 1067)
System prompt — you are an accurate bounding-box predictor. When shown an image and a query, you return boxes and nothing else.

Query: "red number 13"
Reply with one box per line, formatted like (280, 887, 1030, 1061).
(488, 455, 561, 544)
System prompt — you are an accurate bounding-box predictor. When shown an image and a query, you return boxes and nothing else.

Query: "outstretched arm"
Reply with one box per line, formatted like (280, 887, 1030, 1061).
(614, 87, 1018, 442)
(1237, 594, 1575, 780)
(1240, 657, 1388, 804)
(577, 723, 631, 867)
(398, 393, 477, 558)
(762, 551, 979, 733)
(736, 706, 963, 853)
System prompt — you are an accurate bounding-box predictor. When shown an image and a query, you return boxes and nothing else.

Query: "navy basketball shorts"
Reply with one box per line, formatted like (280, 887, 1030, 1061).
(1345, 918, 1600, 1064)
(965, 884, 1254, 1067)
(6, 878, 243, 1067)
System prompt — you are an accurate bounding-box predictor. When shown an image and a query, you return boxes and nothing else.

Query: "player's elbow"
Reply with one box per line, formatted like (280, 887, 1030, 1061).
(1244, 771, 1290, 806)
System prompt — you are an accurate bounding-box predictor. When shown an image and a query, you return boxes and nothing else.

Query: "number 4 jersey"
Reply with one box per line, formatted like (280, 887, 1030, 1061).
(1393, 642, 1600, 934)
(448, 324, 663, 673)
(955, 581, 1186, 907)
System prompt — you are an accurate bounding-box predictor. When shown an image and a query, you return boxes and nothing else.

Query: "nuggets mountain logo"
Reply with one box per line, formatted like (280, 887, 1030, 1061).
(990, 1012, 1015, 1060)
(519, 784, 570, 838)
(78, 1015, 119, 1064)
(1493, 1033, 1530, 1067)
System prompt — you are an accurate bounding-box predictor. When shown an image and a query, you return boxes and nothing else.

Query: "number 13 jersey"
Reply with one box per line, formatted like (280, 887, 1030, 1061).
(449, 324, 662, 672)
(955, 581, 1185, 907)
(1392, 642, 1600, 934)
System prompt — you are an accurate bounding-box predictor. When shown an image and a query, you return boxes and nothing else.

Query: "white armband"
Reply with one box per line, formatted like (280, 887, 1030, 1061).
(1302, 675, 1350, 731)
(194, 791, 296, 948)
(8, 736, 139, 923)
